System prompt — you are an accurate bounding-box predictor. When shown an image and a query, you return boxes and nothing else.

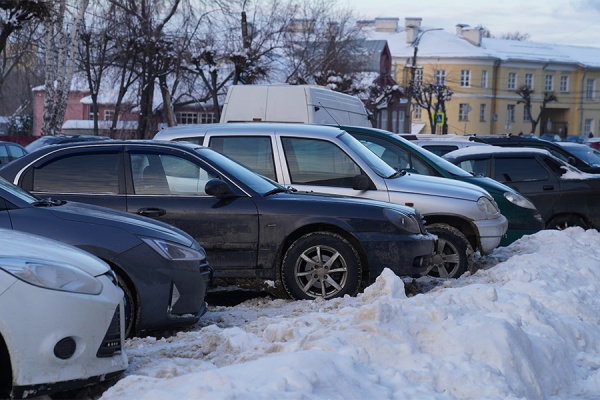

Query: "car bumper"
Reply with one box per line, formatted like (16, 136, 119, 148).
(354, 232, 436, 279)
(501, 214, 545, 246)
(473, 214, 509, 255)
(114, 244, 212, 333)
(2, 275, 127, 399)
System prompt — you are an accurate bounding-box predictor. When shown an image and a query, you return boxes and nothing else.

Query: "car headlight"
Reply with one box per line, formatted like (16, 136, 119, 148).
(141, 237, 206, 261)
(503, 192, 537, 210)
(383, 208, 423, 234)
(477, 196, 500, 214)
(0, 257, 103, 295)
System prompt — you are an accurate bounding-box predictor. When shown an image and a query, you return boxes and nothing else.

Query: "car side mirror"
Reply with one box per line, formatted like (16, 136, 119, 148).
(352, 174, 371, 191)
(567, 156, 576, 166)
(205, 179, 237, 198)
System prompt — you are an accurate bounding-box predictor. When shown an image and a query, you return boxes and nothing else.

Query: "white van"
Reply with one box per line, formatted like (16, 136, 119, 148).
(219, 84, 372, 127)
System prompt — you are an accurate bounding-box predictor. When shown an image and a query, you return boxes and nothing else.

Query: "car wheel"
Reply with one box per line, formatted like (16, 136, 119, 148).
(116, 274, 137, 338)
(282, 232, 362, 300)
(426, 224, 473, 278)
(547, 215, 588, 230)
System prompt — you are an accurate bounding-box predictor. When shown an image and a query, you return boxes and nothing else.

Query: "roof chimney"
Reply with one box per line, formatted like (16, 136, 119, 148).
(405, 17, 422, 44)
(374, 17, 399, 32)
(455, 24, 468, 36)
(461, 27, 482, 46)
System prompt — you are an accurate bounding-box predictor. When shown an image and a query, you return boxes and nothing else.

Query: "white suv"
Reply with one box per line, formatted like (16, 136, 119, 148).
(154, 123, 508, 278)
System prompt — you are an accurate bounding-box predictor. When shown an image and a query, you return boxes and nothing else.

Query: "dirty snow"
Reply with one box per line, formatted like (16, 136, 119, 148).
(100, 228, 600, 400)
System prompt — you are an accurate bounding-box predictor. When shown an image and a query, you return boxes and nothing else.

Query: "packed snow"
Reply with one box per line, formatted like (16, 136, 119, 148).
(100, 228, 600, 400)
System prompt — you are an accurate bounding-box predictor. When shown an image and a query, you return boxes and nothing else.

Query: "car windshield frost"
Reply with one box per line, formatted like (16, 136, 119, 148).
(197, 147, 283, 195)
(338, 132, 397, 178)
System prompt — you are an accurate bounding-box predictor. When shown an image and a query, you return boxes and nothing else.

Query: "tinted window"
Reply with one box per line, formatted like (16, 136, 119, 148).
(173, 136, 204, 145)
(32, 152, 119, 193)
(130, 153, 216, 195)
(281, 137, 361, 187)
(421, 145, 459, 157)
(208, 136, 276, 180)
(493, 157, 548, 182)
(457, 159, 488, 176)
(352, 133, 434, 175)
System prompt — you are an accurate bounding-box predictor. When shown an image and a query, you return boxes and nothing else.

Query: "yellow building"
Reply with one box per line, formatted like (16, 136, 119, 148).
(364, 17, 600, 137)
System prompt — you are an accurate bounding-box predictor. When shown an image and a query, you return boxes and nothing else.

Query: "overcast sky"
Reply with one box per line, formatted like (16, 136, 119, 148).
(345, 0, 600, 47)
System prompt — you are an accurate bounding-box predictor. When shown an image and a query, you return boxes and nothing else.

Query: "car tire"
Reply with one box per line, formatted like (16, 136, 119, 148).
(426, 224, 473, 278)
(547, 215, 588, 230)
(281, 232, 362, 300)
(116, 274, 137, 338)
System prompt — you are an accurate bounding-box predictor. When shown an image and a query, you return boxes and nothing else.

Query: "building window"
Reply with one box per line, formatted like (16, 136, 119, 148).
(200, 112, 217, 124)
(414, 69, 423, 85)
(508, 72, 517, 90)
(435, 69, 446, 85)
(525, 73, 533, 89)
(584, 118, 594, 134)
(88, 105, 96, 120)
(481, 70, 488, 88)
(460, 70, 471, 87)
(413, 106, 422, 120)
(523, 107, 531, 122)
(507, 105, 515, 122)
(104, 110, 115, 121)
(458, 103, 471, 121)
(176, 112, 198, 124)
(479, 104, 486, 122)
(586, 79, 595, 100)
(545, 75, 554, 91)
(560, 76, 569, 93)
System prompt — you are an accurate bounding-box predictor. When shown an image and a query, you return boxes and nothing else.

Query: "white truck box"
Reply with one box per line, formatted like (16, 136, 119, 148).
(219, 84, 371, 127)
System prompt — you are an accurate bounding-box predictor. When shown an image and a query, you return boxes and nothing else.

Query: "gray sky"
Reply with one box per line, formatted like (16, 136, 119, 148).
(345, 0, 600, 47)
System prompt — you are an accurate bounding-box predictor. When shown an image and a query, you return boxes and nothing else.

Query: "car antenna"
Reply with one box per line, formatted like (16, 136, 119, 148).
(317, 101, 340, 126)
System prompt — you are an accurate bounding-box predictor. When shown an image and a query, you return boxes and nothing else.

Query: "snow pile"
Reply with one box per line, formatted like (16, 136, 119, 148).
(101, 228, 600, 399)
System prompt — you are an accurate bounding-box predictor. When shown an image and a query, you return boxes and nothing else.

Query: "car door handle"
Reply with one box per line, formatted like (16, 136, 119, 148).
(542, 185, 554, 191)
(137, 207, 166, 217)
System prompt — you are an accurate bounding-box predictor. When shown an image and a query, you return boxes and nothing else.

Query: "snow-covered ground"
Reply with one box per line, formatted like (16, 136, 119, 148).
(100, 228, 600, 400)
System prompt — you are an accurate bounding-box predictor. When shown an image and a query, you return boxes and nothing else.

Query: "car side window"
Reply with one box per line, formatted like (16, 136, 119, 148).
(281, 137, 361, 188)
(8, 144, 26, 160)
(0, 145, 8, 165)
(493, 157, 548, 182)
(32, 152, 119, 193)
(457, 159, 487, 176)
(207, 136, 276, 180)
(130, 153, 216, 195)
(353, 135, 433, 175)
(173, 136, 204, 145)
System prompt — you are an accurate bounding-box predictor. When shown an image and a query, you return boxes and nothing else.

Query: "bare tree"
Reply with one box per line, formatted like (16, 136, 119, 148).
(516, 84, 558, 134)
(474, 25, 530, 41)
(412, 83, 453, 134)
(41, 0, 89, 136)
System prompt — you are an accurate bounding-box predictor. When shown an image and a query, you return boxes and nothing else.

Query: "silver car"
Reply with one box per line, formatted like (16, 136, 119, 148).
(154, 123, 508, 278)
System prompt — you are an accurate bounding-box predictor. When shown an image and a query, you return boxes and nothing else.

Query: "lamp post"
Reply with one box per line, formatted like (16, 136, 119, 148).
(407, 27, 443, 132)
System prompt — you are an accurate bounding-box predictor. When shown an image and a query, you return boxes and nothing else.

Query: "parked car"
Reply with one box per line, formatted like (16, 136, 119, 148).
(555, 142, 600, 168)
(153, 123, 509, 279)
(400, 134, 491, 157)
(0, 176, 211, 338)
(25, 134, 111, 152)
(586, 136, 600, 150)
(0, 141, 27, 165)
(468, 134, 600, 173)
(0, 228, 128, 399)
(0, 140, 436, 297)
(443, 147, 600, 230)
(337, 125, 544, 246)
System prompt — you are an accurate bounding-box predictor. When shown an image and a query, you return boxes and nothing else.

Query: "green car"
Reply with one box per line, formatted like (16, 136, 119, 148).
(339, 125, 544, 246)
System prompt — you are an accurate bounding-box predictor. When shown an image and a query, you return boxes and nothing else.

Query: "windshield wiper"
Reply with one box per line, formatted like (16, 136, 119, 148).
(32, 198, 65, 207)
(263, 186, 297, 197)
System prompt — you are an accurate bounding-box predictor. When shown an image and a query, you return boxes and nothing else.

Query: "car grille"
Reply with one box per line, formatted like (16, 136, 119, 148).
(96, 306, 122, 358)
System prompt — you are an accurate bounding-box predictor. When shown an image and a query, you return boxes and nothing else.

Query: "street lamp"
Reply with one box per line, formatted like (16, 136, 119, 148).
(407, 27, 443, 132)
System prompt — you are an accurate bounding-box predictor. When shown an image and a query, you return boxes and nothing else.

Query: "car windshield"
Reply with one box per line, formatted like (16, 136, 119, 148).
(337, 132, 397, 178)
(397, 137, 473, 177)
(197, 147, 284, 195)
(561, 145, 600, 167)
(0, 177, 39, 204)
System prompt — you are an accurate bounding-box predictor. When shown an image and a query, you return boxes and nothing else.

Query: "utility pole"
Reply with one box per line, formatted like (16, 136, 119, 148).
(407, 27, 443, 133)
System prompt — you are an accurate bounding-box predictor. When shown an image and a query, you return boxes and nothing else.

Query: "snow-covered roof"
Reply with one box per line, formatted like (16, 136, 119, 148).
(364, 25, 600, 68)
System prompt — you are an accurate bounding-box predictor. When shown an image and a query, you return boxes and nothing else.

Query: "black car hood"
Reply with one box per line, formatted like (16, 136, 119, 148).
(45, 201, 196, 248)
